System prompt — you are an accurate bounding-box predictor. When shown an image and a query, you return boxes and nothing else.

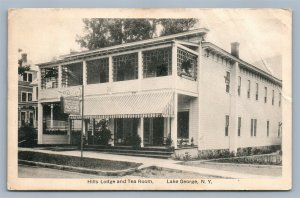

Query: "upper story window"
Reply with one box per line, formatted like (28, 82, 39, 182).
(267, 120, 270, 137)
(21, 92, 27, 102)
(238, 117, 241, 136)
(22, 72, 33, 82)
(264, 87, 268, 103)
(238, 76, 241, 96)
(28, 93, 32, 101)
(21, 92, 32, 102)
(225, 71, 230, 93)
(278, 122, 282, 137)
(177, 48, 197, 80)
(143, 47, 172, 78)
(255, 83, 259, 100)
(87, 58, 109, 84)
(113, 53, 138, 82)
(41, 67, 58, 89)
(272, 90, 275, 105)
(247, 80, 251, 98)
(62, 62, 83, 87)
(279, 92, 281, 107)
(250, 118, 257, 137)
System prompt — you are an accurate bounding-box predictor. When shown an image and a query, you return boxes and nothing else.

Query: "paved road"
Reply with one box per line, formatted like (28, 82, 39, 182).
(19, 165, 106, 178)
(20, 148, 279, 179)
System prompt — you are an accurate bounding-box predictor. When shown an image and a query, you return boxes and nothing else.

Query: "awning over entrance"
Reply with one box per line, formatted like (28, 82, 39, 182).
(69, 91, 174, 120)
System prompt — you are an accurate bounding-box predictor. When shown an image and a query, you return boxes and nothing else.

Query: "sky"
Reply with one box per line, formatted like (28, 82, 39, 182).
(10, 9, 290, 79)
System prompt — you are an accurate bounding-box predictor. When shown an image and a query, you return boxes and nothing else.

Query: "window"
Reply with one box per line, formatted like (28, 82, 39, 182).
(62, 62, 83, 87)
(28, 73, 32, 82)
(113, 53, 138, 82)
(278, 122, 282, 137)
(247, 80, 251, 98)
(238, 76, 241, 96)
(272, 90, 275, 105)
(251, 118, 257, 136)
(23, 73, 27, 81)
(279, 93, 281, 107)
(264, 87, 267, 103)
(225, 72, 230, 93)
(41, 67, 58, 89)
(256, 83, 259, 100)
(21, 92, 27, 102)
(267, 120, 270, 137)
(143, 47, 172, 78)
(177, 111, 189, 139)
(177, 48, 197, 80)
(225, 115, 229, 136)
(28, 93, 32, 101)
(87, 58, 109, 84)
(238, 117, 241, 136)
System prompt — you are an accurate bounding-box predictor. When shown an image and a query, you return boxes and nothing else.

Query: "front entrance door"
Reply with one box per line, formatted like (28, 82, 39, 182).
(114, 118, 139, 145)
(144, 117, 164, 146)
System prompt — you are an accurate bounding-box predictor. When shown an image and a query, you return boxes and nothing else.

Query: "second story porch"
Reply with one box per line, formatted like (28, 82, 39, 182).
(37, 29, 208, 101)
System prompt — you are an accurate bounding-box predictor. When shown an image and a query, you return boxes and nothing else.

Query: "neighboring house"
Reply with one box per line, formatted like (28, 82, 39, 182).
(36, 28, 282, 153)
(18, 53, 38, 129)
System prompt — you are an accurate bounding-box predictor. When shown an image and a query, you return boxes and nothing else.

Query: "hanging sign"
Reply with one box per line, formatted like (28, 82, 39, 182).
(61, 96, 80, 115)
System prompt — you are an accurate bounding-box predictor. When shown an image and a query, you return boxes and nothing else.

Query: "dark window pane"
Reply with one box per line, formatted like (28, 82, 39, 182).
(178, 112, 189, 138)
(21, 92, 27, 102)
(87, 58, 109, 84)
(28, 73, 32, 82)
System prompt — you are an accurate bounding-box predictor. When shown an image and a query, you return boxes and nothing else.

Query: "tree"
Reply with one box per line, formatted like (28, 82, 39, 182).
(18, 50, 30, 76)
(159, 19, 199, 36)
(76, 18, 199, 50)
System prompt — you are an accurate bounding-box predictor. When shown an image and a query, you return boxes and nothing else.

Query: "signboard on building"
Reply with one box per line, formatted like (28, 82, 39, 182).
(60, 96, 80, 115)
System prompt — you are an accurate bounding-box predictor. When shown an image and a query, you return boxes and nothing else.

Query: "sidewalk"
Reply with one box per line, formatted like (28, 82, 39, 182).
(19, 147, 280, 179)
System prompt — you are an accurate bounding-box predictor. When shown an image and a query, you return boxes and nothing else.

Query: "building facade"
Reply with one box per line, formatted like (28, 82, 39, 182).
(18, 53, 38, 129)
(36, 29, 282, 153)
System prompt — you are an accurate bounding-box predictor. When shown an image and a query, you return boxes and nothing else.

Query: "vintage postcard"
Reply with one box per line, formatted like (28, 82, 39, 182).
(7, 8, 292, 190)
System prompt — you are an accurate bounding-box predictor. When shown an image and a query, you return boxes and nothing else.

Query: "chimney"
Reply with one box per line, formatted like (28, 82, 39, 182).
(21, 53, 27, 64)
(230, 42, 240, 58)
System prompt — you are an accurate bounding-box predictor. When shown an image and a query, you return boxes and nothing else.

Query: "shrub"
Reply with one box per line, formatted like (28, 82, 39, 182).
(18, 124, 37, 147)
(165, 133, 172, 147)
(94, 119, 112, 145)
(198, 149, 234, 159)
(124, 133, 142, 149)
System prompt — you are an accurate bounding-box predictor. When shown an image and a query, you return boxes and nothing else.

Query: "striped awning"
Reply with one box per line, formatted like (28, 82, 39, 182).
(69, 91, 174, 120)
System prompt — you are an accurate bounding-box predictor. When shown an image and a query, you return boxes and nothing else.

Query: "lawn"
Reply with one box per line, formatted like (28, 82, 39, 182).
(180, 162, 282, 177)
(18, 151, 142, 171)
(131, 166, 224, 179)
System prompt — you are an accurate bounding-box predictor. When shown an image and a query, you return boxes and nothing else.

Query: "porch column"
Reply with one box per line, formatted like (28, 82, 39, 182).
(138, 51, 143, 80)
(91, 118, 95, 145)
(138, 117, 144, 147)
(67, 119, 71, 144)
(58, 65, 62, 88)
(109, 119, 115, 146)
(50, 104, 53, 128)
(83, 61, 87, 85)
(33, 106, 37, 128)
(171, 92, 178, 149)
(37, 103, 43, 144)
(172, 41, 178, 81)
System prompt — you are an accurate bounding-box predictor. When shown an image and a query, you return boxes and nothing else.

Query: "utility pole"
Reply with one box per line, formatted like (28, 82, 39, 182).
(81, 78, 84, 158)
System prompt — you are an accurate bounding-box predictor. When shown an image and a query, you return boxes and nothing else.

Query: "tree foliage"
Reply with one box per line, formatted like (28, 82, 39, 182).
(76, 18, 199, 50)
(18, 57, 30, 76)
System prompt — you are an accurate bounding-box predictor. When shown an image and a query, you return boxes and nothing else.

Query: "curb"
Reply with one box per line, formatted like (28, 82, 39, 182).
(19, 160, 140, 176)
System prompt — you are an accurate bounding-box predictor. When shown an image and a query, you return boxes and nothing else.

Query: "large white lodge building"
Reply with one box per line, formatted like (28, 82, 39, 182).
(37, 28, 282, 153)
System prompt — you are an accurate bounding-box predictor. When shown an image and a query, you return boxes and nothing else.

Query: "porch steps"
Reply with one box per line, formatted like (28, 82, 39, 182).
(84, 145, 173, 159)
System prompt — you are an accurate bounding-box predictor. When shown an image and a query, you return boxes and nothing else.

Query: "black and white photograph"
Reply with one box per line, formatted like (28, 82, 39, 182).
(7, 8, 292, 190)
